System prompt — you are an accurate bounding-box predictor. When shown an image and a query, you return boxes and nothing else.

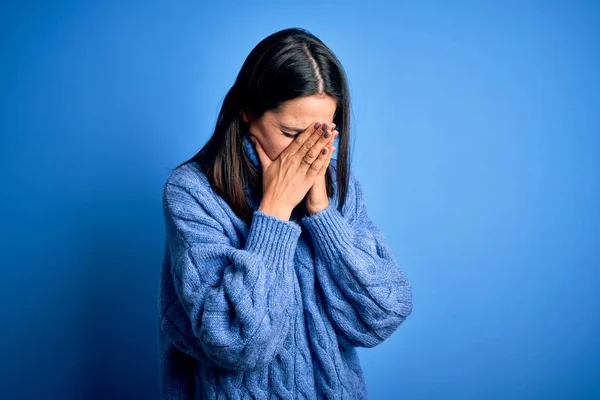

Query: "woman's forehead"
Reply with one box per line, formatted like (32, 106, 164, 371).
(272, 95, 337, 126)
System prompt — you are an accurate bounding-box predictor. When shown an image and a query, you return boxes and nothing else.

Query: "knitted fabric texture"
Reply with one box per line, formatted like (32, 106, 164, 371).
(157, 135, 413, 398)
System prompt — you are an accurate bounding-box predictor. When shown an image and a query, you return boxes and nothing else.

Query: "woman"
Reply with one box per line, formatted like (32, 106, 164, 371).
(158, 27, 413, 399)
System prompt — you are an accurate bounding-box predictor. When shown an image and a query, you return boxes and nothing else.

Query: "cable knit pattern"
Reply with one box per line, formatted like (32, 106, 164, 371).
(157, 132, 413, 398)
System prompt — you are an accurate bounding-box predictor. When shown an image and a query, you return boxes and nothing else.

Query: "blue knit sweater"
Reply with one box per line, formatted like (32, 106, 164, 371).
(157, 133, 413, 398)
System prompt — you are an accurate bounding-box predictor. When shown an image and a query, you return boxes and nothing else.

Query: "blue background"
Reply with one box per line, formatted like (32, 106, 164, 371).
(1, 1, 598, 399)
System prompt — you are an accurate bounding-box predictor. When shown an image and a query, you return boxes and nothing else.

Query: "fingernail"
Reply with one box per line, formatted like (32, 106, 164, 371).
(322, 123, 329, 131)
(324, 131, 330, 138)
(314, 122, 321, 130)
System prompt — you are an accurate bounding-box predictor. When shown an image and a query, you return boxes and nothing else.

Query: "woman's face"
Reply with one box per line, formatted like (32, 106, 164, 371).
(241, 94, 338, 162)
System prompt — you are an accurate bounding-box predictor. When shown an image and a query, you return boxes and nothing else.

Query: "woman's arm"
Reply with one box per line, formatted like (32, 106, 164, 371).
(300, 169, 413, 348)
(160, 172, 301, 372)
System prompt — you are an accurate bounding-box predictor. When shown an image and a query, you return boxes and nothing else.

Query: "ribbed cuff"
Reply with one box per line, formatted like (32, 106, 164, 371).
(245, 210, 302, 264)
(300, 203, 354, 261)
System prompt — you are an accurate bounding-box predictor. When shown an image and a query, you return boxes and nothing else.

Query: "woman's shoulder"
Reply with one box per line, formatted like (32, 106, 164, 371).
(165, 160, 208, 190)
(162, 160, 217, 206)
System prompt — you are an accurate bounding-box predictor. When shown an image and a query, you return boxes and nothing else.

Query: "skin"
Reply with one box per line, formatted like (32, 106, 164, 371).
(240, 94, 338, 218)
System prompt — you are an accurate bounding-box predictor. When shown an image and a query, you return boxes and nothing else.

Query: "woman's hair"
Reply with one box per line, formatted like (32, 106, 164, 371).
(175, 27, 352, 224)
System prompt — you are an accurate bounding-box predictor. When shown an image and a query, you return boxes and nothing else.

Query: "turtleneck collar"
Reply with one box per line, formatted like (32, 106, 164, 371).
(241, 132, 262, 200)
(242, 131, 261, 169)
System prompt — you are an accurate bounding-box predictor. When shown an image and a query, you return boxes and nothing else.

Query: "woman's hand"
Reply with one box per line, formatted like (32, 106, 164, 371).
(305, 123, 337, 215)
(251, 122, 335, 221)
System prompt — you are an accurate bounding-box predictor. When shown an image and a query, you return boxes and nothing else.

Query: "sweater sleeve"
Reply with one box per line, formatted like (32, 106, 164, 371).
(161, 179, 302, 372)
(300, 170, 413, 348)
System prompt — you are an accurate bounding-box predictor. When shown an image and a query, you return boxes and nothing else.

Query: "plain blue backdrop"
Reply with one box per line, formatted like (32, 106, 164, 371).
(1, 1, 598, 399)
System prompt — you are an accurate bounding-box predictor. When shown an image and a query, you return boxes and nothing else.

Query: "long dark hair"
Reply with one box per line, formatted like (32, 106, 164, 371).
(175, 27, 352, 225)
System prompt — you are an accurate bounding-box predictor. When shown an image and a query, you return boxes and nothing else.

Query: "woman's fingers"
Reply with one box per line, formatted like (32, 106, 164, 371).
(320, 145, 336, 174)
(305, 124, 336, 164)
(307, 128, 337, 176)
(282, 122, 324, 157)
(293, 123, 336, 171)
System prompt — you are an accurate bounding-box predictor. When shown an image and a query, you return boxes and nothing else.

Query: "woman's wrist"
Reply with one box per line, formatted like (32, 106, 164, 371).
(258, 200, 292, 221)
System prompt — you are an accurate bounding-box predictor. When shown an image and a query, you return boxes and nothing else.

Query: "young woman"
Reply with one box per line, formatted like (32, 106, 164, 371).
(158, 27, 413, 399)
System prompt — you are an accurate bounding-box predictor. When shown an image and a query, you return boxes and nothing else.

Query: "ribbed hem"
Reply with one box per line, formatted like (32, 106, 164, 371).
(300, 203, 354, 261)
(245, 210, 302, 263)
